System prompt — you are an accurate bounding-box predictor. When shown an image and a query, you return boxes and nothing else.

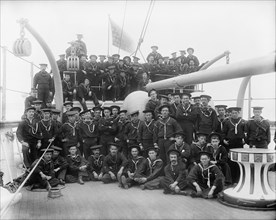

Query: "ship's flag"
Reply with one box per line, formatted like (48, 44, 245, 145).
(109, 18, 135, 53)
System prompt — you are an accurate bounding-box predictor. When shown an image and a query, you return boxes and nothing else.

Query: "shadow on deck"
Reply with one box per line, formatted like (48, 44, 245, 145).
(3, 172, 276, 220)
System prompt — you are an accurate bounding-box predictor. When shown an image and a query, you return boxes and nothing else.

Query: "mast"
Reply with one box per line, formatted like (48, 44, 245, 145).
(107, 14, 110, 56)
(1, 46, 7, 121)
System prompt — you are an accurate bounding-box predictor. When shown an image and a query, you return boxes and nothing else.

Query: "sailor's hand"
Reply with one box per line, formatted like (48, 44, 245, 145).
(196, 186, 202, 195)
(140, 177, 147, 183)
(93, 172, 99, 179)
(223, 140, 229, 145)
(169, 137, 175, 141)
(37, 141, 41, 149)
(107, 85, 112, 90)
(139, 143, 143, 150)
(54, 168, 60, 172)
(21, 141, 29, 148)
(49, 92, 53, 97)
(98, 173, 103, 180)
(110, 172, 116, 180)
(207, 189, 214, 199)
(45, 175, 52, 181)
(114, 137, 120, 142)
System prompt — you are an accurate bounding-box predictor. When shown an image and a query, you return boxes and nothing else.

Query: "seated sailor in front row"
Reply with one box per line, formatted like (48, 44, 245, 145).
(101, 143, 128, 184)
(87, 145, 105, 181)
(187, 151, 224, 199)
(134, 147, 164, 190)
(160, 149, 188, 195)
(120, 145, 146, 189)
(51, 145, 68, 185)
(65, 145, 89, 185)
(27, 148, 59, 191)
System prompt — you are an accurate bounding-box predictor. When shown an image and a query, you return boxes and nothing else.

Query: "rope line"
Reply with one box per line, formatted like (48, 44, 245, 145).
(0, 45, 40, 69)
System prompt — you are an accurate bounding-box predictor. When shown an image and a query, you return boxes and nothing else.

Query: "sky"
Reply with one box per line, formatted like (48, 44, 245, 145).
(0, 0, 275, 121)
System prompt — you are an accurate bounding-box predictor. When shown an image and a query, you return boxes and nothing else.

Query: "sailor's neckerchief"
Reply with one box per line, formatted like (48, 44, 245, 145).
(147, 157, 162, 174)
(200, 105, 213, 117)
(211, 145, 222, 162)
(249, 116, 267, 132)
(173, 142, 185, 152)
(170, 161, 179, 172)
(229, 117, 242, 135)
(198, 163, 215, 188)
(65, 121, 77, 136)
(131, 119, 140, 132)
(91, 154, 104, 166)
(41, 118, 52, 132)
(83, 120, 95, 133)
(159, 117, 171, 139)
(145, 119, 154, 134)
(182, 103, 191, 116)
(131, 156, 144, 171)
(217, 116, 226, 131)
(25, 117, 39, 134)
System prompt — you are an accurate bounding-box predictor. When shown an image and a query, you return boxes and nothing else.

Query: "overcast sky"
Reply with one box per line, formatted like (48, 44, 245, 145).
(0, 0, 275, 120)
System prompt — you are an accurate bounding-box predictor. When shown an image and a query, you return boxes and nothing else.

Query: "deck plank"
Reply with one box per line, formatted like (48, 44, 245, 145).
(3, 177, 276, 220)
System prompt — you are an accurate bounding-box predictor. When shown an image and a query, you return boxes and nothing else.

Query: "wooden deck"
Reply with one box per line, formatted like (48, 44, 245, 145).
(3, 172, 276, 220)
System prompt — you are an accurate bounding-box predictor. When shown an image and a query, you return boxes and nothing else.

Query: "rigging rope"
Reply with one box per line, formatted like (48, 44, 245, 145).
(118, 0, 128, 54)
(134, 0, 155, 56)
(0, 45, 40, 69)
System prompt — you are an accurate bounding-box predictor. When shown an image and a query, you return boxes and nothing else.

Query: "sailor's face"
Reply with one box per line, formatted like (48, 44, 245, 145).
(68, 115, 76, 123)
(161, 108, 169, 117)
(150, 91, 157, 100)
(26, 109, 35, 118)
(34, 104, 41, 110)
(175, 136, 184, 145)
(69, 147, 77, 155)
(52, 113, 59, 120)
(231, 111, 239, 119)
(169, 154, 178, 164)
(112, 108, 119, 116)
(65, 75, 70, 81)
(93, 149, 100, 156)
(211, 138, 220, 147)
(94, 110, 101, 118)
(119, 112, 126, 120)
(218, 108, 226, 116)
(65, 105, 72, 111)
(52, 150, 60, 158)
(198, 135, 206, 144)
(131, 148, 139, 158)
(148, 150, 157, 160)
(174, 95, 181, 104)
(201, 98, 209, 106)
(110, 146, 118, 155)
(44, 152, 52, 161)
(104, 110, 111, 117)
(253, 110, 262, 117)
(182, 95, 190, 104)
(43, 112, 51, 120)
(131, 114, 139, 122)
(200, 155, 210, 166)
(145, 112, 153, 121)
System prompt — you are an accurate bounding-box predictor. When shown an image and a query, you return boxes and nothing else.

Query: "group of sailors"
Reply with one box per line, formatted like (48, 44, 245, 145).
(32, 34, 202, 110)
(16, 88, 273, 198)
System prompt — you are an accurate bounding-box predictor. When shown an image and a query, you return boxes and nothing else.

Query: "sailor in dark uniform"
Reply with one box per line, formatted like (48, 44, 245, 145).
(146, 46, 162, 64)
(154, 94, 170, 120)
(102, 143, 128, 185)
(75, 34, 87, 57)
(187, 151, 224, 198)
(207, 132, 232, 185)
(112, 54, 120, 64)
(92, 106, 102, 123)
(51, 109, 62, 131)
(16, 107, 42, 168)
(125, 110, 141, 154)
(121, 145, 146, 189)
(186, 47, 199, 67)
(246, 106, 271, 149)
(170, 92, 181, 118)
(32, 100, 43, 121)
(56, 54, 67, 79)
(78, 109, 99, 159)
(215, 105, 228, 135)
(134, 147, 164, 190)
(98, 107, 117, 155)
(110, 105, 120, 122)
(145, 89, 160, 112)
(87, 145, 105, 181)
(176, 93, 198, 145)
(168, 132, 191, 166)
(61, 101, 73, 124)
(33, 64, 53, 108)
(114, 110, 129, 157)
(153, 104, 182, 165)
(97, 55, 107, 72)
(38, 109, 58, 152)
(138, 109, 155, 157)
(102, 65, 118, 102)
(196, 95, 218, 135)
(62, 72, 74, 102)
(60, 111, 80, 155)
(160, 149, 188, 195)
(27, 148, 59, 190)
(65, 145, 89, 184)
(51, 145, 68, 185)
(192, 95, 201, 108)
(24, 88, 37, 109)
